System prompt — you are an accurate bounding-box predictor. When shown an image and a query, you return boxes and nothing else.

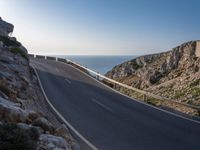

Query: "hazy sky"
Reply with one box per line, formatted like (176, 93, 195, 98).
(0, 0, 200, 55)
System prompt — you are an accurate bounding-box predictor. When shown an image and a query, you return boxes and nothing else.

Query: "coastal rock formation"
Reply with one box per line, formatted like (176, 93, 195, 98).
(0, 17, 13, 36)
(0, 18, 77, 150)
(106, 41, 200, 106)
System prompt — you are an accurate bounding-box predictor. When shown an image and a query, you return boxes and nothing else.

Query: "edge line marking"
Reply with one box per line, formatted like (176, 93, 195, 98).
(92, 98, 113, 112)
(31, 64, 98, 150)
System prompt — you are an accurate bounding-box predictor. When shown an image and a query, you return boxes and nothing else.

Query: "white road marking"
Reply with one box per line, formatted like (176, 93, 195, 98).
(32, 66, 98, 150)
(92, 98, 113, 112)
(65, 78, 71, 84)
(63, 62, 200, 124)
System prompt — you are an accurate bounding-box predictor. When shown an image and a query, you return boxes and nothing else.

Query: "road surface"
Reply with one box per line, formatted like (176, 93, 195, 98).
(30, 58, 200, 150)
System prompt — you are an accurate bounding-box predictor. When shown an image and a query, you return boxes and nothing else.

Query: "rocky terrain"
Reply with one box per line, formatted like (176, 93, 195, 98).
(0, 17, 78, 150)
(106, 41, 200, 110)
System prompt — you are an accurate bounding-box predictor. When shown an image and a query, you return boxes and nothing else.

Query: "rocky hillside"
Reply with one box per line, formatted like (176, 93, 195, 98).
(106, 41, 200, 107)
(0, 18, 78, 150)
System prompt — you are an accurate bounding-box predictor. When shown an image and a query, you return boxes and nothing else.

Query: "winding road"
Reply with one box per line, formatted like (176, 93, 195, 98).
(30, 58, 200, 150)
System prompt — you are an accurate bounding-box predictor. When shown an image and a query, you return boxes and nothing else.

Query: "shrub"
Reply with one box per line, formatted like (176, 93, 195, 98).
(174, 91, 184, 99)
(191, 87, 200, 98)
(132, 63, 141, 70)
(190, 79, 200, 87)
(146, 97, 161, 106)
(0, 36, 21, 47)
(10, 47, 28, 60)
(0, 123, 39, 150)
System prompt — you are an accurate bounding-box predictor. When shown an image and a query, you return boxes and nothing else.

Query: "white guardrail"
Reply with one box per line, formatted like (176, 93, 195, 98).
(29, 54, 200, 111)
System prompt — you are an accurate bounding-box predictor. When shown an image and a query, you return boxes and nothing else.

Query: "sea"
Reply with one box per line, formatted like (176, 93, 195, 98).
(56, 55, 136, 74)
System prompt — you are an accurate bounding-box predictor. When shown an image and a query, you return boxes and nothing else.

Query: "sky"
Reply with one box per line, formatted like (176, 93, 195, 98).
(0, 0, 200, 55)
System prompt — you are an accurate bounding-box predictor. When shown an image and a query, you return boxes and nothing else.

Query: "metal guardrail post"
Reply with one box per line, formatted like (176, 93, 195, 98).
(143, 94, 147, 101)
(96, 72, 99, 80)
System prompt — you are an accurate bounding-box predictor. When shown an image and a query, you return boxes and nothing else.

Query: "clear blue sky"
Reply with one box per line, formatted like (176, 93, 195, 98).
(0, 0, 200, 55)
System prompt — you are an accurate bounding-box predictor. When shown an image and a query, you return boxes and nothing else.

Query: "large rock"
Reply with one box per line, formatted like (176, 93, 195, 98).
(17, 122, 44, 135)
(32, 117, 54, 133)
(55, 124, 75, 146)
(0, 101, 29, 123)
(0, 17, 14, 36)
(0, 96, 21, 107)
(38, 134, 71, 150)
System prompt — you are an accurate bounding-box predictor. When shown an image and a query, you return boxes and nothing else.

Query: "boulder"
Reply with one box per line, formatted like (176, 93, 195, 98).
(0, 54, 15, 64)
(17, 122, 44, 135)
(32, 117, 54, 133)
(0, 96, 20, 107)
(38, 134, 71, 150)
(0, 102, 29, 123)
(27, 110, 40, 121)
(55, 124, 74, 144)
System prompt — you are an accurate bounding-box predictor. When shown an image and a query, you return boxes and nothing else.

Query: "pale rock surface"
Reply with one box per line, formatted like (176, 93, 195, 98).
(106, 41, 200, 107)
(0, 18, 78, 149)
(32, 117, 55, 133)
(38, 134, 71, 150)
(0, 17, 14, 36)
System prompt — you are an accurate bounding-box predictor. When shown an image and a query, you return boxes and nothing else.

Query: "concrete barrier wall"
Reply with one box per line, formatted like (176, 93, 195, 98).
(46, 56, 57, 60)
(57, 58, 66, 62)
(35, 55, 45, 59)
(28, 54, 34, 58)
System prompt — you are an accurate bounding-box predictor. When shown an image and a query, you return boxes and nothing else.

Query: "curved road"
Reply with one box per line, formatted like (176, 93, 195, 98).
(31, 58, 200, 150)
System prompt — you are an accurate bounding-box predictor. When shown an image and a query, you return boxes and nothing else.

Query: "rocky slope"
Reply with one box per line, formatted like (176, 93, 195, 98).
(106, 41, 200, 107)
(0, 17, 78, 150)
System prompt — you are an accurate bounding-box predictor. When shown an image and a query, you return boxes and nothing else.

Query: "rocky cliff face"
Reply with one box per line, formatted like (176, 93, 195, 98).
(0, 18, 77, 150)
(0, 17, 14, 36)
(106, 41, 200, 106)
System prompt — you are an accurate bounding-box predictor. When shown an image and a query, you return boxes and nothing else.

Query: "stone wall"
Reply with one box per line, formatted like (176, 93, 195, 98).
(195, 41, 200, 57)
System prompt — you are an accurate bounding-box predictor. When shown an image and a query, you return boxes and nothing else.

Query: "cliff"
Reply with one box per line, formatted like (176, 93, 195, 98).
(0, 18, 77, 150)
(106, 41, 200, 106)
(0, 17, 14, 36)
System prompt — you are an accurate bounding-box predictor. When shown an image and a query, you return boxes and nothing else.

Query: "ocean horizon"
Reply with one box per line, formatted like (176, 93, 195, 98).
(56, 55, 136, 74)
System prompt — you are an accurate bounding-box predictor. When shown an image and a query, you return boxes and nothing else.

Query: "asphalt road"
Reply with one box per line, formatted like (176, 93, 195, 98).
(30, 58, 200, 150)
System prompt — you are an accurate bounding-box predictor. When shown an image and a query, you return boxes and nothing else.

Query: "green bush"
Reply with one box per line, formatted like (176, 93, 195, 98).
(132, 63, 141, 70)
(0, 36, 21, 47)
(146, 97, 161, 106)
(0, 123, 39, 150)
(174, 91, 185, 99)
(10, 47, 28, 60)
(191, 87, 200, 98)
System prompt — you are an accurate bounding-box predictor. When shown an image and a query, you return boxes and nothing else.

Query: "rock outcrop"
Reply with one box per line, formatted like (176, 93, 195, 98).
(38, 134, 71, 150)
(0, 18, 77, 150)
(0, 17, 13, 36)
(106, 41, 200, 106)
